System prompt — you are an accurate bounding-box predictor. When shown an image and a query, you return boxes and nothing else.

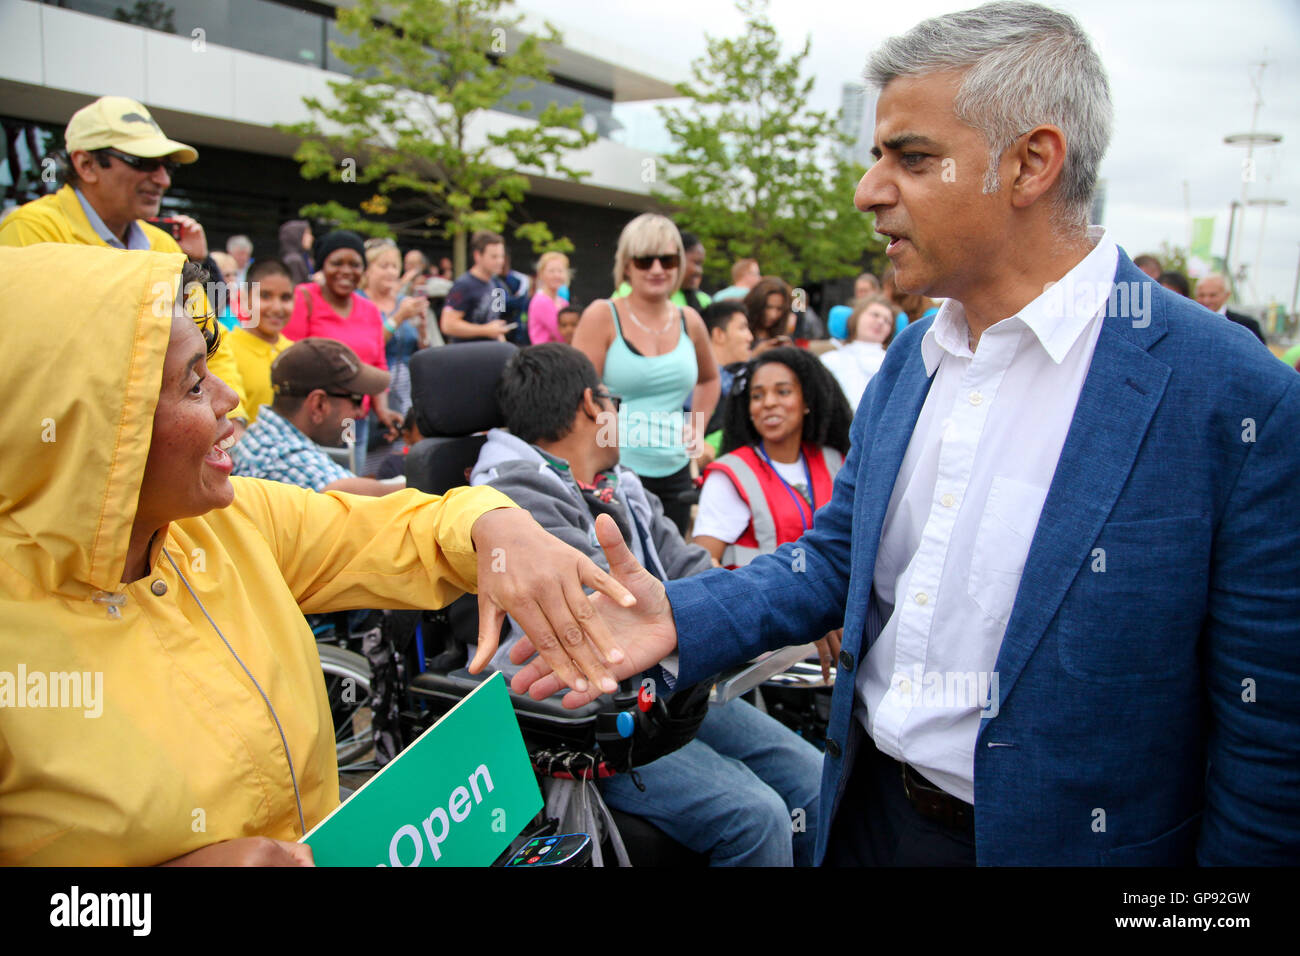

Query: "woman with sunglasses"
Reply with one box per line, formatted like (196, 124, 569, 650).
(283, 230, 404, 473)
(572, 213, 721, 535)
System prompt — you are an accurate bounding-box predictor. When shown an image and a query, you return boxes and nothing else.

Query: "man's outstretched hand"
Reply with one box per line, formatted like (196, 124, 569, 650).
(469, 507, 636, 697)
(508, 513, 680, 708)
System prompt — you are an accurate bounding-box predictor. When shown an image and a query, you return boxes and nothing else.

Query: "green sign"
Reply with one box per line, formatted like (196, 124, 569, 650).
(303, 672, 542, 867)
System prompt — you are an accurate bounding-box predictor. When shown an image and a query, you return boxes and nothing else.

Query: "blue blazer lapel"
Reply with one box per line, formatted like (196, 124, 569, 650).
(986, 255, 1172, 715)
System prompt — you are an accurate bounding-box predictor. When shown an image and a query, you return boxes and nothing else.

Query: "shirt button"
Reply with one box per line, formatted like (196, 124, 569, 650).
(899, 678, 912, 695)
(150, 579, 167, 596)
(969, 391, 983, 405)
(915, 592, 929, 606)
(941, 493, 955, 508)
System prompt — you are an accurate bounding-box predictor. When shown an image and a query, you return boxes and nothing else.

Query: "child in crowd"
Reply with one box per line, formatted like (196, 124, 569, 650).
(556, 304, 581, 344)
(223, 258, 296, 422)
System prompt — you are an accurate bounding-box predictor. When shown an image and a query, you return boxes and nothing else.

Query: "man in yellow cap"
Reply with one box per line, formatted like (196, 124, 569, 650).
(0, 96, 255, 429)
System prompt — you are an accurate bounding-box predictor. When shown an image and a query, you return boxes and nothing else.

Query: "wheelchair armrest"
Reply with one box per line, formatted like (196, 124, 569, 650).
(408, 668, 609, 728)
(707, 643, 818, 705)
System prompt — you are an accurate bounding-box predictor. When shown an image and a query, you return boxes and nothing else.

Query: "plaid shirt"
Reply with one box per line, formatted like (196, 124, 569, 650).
(231, 406, 353, 491)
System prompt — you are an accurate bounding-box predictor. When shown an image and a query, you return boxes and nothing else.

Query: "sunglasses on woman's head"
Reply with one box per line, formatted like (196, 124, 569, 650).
(97, 148, 180, 176)
(630, 253, 680, 271)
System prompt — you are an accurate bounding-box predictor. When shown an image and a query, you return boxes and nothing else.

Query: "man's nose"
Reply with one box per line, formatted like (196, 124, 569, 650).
(854, 163, 893, 213)
(151, 164, 171, 190)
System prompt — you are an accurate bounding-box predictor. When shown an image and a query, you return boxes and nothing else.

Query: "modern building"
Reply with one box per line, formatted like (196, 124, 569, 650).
(837, 82, 874, 169)
(0, 0, 681, 303)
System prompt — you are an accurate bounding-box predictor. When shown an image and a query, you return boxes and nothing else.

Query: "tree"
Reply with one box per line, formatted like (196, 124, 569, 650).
(1157, 241, 1190, 276)
(280, 0, 597, 272)
(654, 0, 882, 289)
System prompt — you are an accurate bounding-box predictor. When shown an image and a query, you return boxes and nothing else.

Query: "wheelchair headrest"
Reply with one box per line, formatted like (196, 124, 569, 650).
(409, 341, 518, 437)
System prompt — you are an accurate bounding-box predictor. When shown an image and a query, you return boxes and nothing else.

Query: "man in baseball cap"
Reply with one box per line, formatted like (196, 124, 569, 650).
(0, 95, 260, 430)
(0, 96, 200, 253)
(232, 338, 404, 496)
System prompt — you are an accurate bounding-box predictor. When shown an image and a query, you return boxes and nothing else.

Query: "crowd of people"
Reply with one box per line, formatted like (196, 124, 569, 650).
(1, 0, 1296, 869)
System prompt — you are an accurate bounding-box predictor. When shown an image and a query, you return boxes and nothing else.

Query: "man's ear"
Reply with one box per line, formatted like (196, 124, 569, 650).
(70, 150, 102, 186)
(580, 386, 602, 420)
(1009, 124, 1068, 210)
(306, 390, 330, 423)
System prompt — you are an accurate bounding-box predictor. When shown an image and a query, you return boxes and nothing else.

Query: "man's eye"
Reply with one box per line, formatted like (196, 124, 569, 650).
(900, 153, 927, 167)
(189, 377, 205, 396)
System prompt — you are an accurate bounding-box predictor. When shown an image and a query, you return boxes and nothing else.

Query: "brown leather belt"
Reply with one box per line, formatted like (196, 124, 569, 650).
(899, 762, 975, 833)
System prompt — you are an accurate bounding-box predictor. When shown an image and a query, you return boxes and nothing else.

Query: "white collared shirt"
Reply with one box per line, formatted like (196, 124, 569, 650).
(855, 226, 1119, 804)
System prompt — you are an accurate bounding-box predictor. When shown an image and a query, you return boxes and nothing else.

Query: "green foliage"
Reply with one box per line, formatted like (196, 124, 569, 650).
(1156, 241, 1190, 276)
(278, 0, 596, 270)
(654, 0, 882, 287)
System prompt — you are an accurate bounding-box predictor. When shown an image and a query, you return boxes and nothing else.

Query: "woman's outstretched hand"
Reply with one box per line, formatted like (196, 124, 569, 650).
(469, 508, 637, 697)
(507, 513, 681, 708)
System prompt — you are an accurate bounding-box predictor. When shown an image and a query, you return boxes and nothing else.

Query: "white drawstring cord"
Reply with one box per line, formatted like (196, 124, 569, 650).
(162, 548, 307, 836)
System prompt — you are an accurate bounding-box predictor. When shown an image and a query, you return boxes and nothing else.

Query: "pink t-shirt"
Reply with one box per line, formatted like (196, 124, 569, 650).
(284, 283, 387, 413)
(528, 291, 568, 344)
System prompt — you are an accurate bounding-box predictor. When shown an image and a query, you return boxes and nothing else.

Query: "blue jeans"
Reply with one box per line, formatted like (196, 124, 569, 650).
(599, 697, 822, 866)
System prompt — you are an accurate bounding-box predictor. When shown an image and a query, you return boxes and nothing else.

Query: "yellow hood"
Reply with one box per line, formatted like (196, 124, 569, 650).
(0, 243, 185, 597)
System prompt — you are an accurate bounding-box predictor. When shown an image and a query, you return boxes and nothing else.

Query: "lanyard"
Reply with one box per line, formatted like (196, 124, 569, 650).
(756, 444, 815, 532)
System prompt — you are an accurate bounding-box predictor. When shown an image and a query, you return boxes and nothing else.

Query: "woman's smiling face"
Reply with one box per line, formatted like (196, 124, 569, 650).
(748, 361, 805, 447)
(134, 305, 240, 532)
(322, 248, 363, 299)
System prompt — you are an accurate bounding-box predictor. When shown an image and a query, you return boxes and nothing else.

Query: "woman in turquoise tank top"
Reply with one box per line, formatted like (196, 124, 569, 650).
(572, 213, 720, 534)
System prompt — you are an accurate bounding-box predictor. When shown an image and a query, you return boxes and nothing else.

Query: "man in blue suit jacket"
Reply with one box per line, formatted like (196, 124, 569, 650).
(494, 1, 1299, 865)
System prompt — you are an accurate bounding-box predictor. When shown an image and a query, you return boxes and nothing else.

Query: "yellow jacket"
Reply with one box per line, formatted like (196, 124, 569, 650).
(225, 328, 293, 422)
(0, 185, 253, 422)
(0, 244, 517, 865)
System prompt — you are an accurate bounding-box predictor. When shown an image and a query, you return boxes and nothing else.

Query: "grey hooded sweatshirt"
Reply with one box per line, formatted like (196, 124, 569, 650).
(469, 428, 711, 675)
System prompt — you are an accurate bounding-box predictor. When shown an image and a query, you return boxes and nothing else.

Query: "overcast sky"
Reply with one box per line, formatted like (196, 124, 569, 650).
(524, 0, 1300, 308)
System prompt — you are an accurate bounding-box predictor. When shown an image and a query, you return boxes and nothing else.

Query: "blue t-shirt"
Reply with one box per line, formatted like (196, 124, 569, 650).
(444, 272, 508, 342)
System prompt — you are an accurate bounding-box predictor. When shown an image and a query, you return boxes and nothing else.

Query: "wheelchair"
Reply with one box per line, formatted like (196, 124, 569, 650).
(317, 341, 831, 864)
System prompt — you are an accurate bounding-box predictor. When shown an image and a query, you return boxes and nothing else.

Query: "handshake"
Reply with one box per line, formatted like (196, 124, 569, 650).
(468, 510, 681, 708)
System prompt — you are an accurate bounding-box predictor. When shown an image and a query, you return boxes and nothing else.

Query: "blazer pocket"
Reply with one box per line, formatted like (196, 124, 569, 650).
(1104, 811, 1201, 866)
(967, 476, 1049, 627)
(1057, 514, 1210, 682)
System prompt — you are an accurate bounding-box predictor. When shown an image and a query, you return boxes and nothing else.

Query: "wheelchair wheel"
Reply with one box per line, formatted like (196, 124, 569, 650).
(318, 645, 375, 774)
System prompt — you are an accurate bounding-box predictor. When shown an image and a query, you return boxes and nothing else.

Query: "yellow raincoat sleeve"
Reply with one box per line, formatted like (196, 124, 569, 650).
(228, 477, 520, 612)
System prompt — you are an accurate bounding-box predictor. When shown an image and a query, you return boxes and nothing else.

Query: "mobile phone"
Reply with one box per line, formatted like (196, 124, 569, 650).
(146, 216, 183, 241)
(502, 833, 592, 867)
(501, 322, 519, 332)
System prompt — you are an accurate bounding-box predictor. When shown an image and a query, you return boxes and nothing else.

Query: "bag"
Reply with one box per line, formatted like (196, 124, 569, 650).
(296, 284, 315, 334)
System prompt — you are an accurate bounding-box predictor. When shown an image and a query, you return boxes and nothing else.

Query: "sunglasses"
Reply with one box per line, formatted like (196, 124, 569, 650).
(596, 389, 623, 412)
(97, 148, 180, 176)
(325, 390, 366, 406)
(630, 253, 680, 271)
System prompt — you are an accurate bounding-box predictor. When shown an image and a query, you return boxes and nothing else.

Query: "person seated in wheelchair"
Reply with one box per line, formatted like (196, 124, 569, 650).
(470, 343, 822, 866)
(0, 245, 635, 866)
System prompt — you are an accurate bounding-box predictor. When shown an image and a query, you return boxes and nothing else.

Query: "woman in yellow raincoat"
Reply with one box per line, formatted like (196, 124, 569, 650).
(0, 244, 633, 866)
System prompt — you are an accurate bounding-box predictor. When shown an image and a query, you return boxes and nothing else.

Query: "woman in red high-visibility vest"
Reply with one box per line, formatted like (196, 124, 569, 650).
(694, 346, 853, 566)
(693, 346, 854, 676)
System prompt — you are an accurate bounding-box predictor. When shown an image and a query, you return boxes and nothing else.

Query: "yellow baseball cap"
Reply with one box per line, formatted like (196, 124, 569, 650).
(65, 96, 198, 164)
